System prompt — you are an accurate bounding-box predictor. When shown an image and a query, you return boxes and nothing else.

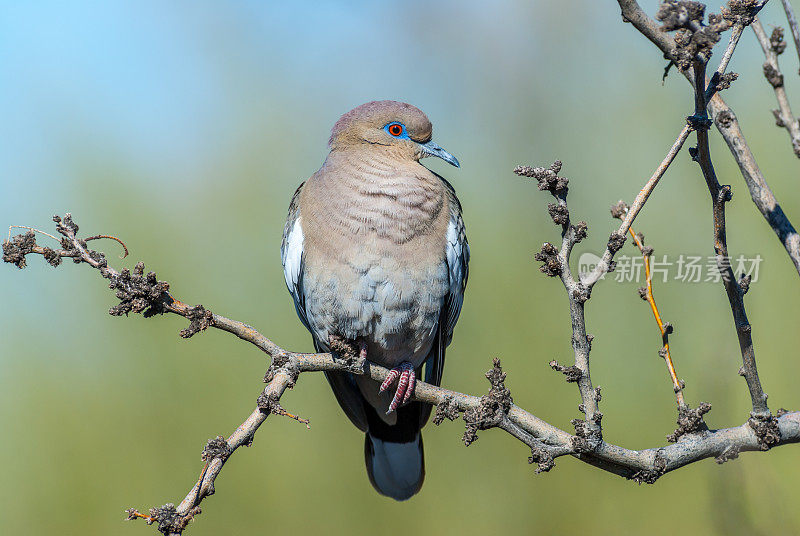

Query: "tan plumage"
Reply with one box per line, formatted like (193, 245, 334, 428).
(281, 101, 469, 500)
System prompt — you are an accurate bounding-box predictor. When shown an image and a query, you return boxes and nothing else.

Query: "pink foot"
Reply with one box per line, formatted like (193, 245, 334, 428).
(379, 362, 416, 413)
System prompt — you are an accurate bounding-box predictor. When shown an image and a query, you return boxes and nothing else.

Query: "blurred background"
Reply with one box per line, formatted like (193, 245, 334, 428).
(2, 1, 799, 534)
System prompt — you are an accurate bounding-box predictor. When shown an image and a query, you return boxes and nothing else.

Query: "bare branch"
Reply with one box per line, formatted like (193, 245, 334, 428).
(5, 212, 800, 534)
(752, 17, 800, 157)
(618, 0, 800, 276)
(690, 57, 773, 421)
(580, 124, 692, 287)
(780, 0, 800, 73)
(515, 162, 602, 444)
(704, 2, 757, 104)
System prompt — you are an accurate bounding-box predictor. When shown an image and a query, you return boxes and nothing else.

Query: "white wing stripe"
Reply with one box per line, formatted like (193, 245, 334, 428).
(282, 216, 304, 293)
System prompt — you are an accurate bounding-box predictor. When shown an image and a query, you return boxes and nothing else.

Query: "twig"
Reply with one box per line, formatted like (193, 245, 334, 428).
(717, 22, 744, 76)
(703, 19, 746, 104)
(780, 0, 800, 74)
(611, 205, 685, 406)
(84, 234, 129, 258)
(7, 225, 59, 243)
(126, 510, 157, 524)
(269, 406, 310, 427)
(691, 58, 772, 420)
(581, 124, 692, 287)
(514, 162, 602, 445)
(752, 16, 800, 157)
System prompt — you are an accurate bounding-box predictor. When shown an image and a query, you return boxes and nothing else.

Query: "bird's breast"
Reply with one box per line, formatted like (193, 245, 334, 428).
(299, 155, 453, 366)
(303, 245, 449, 368)
(308, 152, 446, 245)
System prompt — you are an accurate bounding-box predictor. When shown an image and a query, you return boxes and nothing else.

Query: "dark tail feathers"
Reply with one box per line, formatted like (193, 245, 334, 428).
(364, 431, 424, 501)
(363, 401, 426, 501)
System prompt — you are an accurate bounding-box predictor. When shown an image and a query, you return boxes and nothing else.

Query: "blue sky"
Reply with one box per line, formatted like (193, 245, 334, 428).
(0, 0, 633, 206)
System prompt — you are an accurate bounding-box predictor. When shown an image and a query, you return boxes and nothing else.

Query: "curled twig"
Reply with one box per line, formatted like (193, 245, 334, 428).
(84, 234, 129, 258)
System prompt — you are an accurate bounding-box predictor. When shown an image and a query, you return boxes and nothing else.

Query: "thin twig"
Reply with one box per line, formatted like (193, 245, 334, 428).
(7, 225, 59, 243)
(752, 16, 800, 157)
(781, 0, 800, 73)
(270, 407, 311, 427)
(703, 21, 745, 104)
(126, 510, 157, 524)
(615, 211, 685, 406)
(717, 23, 744, 76)
(582, 124, 692, 287)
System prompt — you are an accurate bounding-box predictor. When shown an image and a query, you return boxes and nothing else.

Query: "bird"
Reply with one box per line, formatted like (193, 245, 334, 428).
(281, 100, 469, 501)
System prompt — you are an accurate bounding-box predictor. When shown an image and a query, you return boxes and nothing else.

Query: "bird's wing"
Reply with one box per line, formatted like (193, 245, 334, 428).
(323, 361, 368, 432)
(442, 180, 470, 345)
(419, 178, 469, 425)
(281, 182, 310, 331)
(424, 176, 470, 389)
(282, 181, 369, 431)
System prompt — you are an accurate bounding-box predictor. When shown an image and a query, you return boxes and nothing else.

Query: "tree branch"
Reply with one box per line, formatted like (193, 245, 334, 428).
(579, 124, 692, 287)
(780, 0, 800, 74)
(752, 16, 800, 157)
(689, 58, 774, 423)
(3, 202, 797, 535)
(618, 0, 800, 276)
(514, 162, 602, 444)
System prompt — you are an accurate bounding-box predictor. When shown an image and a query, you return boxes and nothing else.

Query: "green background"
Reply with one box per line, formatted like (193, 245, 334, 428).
(2, 1, 799, 534)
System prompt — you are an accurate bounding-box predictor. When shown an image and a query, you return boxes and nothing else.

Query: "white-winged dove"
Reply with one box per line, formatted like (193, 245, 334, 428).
(281, 101, 469, 501)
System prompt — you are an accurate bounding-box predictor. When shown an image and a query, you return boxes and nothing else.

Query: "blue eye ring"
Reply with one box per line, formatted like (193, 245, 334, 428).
(384, 122, 407, 138)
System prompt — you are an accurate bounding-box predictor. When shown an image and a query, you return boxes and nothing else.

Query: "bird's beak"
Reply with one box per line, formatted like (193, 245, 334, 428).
(419, 140, 460, 168)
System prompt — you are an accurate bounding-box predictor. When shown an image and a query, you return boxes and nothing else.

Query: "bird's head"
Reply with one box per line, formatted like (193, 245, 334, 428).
(328, 100, 459, 168)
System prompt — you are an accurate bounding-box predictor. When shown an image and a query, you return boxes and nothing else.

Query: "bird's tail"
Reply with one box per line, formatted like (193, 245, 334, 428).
(363, 400, 426, 501)
(364, 430, 424, 501)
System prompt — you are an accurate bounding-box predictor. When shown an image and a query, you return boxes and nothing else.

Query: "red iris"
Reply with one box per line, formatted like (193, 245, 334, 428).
(388, 123, 403, 136)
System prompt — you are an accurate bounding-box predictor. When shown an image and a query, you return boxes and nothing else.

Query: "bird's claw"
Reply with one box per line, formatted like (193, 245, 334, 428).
(379, 362, 416, 413)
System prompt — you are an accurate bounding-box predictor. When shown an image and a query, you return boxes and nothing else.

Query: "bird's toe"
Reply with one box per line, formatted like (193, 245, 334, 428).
(383, 362, 416, 414)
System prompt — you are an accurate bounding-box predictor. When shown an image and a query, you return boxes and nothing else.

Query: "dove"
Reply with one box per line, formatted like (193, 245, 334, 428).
(281, 100, 468, 500)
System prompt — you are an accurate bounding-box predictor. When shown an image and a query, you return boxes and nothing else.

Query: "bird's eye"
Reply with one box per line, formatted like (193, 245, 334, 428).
(387, 123, 404, 137)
